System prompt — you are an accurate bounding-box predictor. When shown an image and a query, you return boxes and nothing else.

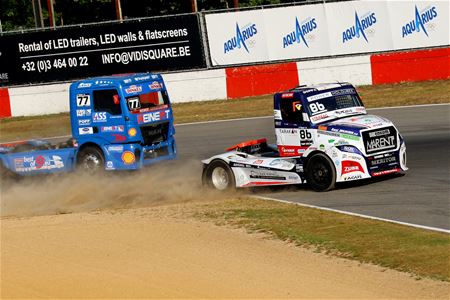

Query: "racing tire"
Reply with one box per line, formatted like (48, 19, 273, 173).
(202, 160, 236, 191)
(305, 153, 336, 192)
(77, 146, 105, 173)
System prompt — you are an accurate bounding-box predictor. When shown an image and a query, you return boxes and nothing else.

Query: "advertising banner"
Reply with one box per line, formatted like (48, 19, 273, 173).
(324, 0, 393, 55)
(205, 10, 268, 66)
(387, 0, 449, 50)
(263, 4, 331, 60)
(0, 14, 205, 86)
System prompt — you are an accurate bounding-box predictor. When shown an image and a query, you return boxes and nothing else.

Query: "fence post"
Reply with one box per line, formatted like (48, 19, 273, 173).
(198, 11, 212, 68)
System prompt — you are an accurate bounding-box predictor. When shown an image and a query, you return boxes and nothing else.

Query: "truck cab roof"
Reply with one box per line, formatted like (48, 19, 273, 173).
(287, 82, 353, 95)
(71, 73, 164, 90)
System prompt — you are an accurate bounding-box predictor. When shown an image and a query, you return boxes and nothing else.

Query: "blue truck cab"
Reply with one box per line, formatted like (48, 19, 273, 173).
(71, 73, 176, 171)
(0, 73, 176, 177)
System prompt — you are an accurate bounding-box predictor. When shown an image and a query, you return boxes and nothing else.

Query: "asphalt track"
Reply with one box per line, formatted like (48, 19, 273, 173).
(176, 104, 450, 231)
(8, 104, 449, 231)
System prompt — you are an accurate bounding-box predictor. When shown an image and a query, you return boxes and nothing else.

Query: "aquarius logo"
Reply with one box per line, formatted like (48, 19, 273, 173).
(283, 17, 317, 48)
(224, 22, 258, 54)
(402, 5, 437, 38)
(342, 11, 376, 43)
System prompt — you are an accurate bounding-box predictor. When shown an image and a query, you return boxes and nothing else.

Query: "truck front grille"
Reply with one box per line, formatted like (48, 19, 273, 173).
(362, 126, 398, 155)
(140, 121, 169, 146)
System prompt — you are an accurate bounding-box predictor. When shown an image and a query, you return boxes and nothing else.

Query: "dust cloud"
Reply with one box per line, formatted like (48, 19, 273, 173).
(0, 160, 227, 217)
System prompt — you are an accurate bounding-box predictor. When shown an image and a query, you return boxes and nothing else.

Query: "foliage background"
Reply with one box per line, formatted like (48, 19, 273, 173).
(0, 0, 304, 32)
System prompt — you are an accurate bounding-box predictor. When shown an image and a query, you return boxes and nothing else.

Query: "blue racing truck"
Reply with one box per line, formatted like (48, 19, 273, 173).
(0, 73, 176, 178)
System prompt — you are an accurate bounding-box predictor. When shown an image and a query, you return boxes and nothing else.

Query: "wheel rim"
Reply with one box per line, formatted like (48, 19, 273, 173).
(82, 153, 102, 170)
(311, 161, 331, 187)
(211, 167, 229, 190)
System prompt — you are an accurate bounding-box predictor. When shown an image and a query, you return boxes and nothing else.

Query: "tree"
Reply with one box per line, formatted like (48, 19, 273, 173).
(0, 0, 35, 31)
(0, 0, 304, 31)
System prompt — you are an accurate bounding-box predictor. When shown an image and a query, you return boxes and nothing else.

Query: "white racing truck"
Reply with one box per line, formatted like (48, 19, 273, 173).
(202, 83, 407, 192)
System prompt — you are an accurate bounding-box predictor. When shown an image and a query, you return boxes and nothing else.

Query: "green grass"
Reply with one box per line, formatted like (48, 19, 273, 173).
(1, 80, 449, 142)
(195, 198, 450, 281)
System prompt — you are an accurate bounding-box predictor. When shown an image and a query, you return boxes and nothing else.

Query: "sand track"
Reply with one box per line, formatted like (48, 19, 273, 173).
(1, 204, 449, 299)
(1, 161, 449, 298)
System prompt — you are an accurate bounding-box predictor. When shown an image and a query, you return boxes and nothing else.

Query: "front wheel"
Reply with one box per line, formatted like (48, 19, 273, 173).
(305, 153, 336, 192)
(77, 146, 105, 173)
(202, 160, 236, 191)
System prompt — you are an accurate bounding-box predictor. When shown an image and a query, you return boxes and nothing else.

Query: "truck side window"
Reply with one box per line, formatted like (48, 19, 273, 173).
(280, 100, 303, 123)
(93, 89, 122, 115)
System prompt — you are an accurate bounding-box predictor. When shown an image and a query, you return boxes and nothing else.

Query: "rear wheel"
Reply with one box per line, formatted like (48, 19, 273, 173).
(305, 153, 336, 192)
(203, 160, 236, 191)
(77, 146, 104, 173)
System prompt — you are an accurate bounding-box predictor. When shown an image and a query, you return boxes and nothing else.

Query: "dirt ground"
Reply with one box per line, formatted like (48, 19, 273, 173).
(1, 205, 449, 299)
(1, 162, 449, 298)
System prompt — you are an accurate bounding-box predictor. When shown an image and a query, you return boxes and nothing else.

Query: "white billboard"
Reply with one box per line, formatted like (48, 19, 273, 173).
(325, 1, 393, 55)
(387, 0, 449, 50)
(263, 4, 331, 60)
(204, 0, 449, 66)
(205, 10, 269, 66)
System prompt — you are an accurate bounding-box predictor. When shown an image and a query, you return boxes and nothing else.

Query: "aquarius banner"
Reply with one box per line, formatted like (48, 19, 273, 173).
(205, 0, 449, 66)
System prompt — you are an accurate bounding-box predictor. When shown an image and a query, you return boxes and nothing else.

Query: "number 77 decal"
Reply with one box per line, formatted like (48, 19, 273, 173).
(76, 94, 91, 107)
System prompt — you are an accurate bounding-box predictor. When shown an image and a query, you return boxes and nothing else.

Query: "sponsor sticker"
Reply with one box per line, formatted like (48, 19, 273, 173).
(250, 170, 285, 180)
(112, 134, 127, 142)
(101, 125, 124, 132)
(281, 93, 294, 99)
(269, 159, 295, 169)
(369, 153, 397, 166)
(106, 161, 114, 170)
(344, 174, 363, 181)
(149, 81, 162, 90)
(125, 85, 143, 94)
(135, 75, 151, 81)
(14, 155, 64, 172)
(372, 168, 401, 176)
(341, 160, 364, 175)
(310, 113, 330, 122)
(107, 145, 124, 152)
(93, 112, 107, 122)
(137, 109, 170, 124)
(78, 119, 91, 126)
(76, 109, 92, 117)
(79, 127, 94, 135)
(77, 82, 92, 88)
(76, 94, 91, 107)
(274, 109, 282, 120)
(364, 127, 397, 154)
(307, 92, 332, 102)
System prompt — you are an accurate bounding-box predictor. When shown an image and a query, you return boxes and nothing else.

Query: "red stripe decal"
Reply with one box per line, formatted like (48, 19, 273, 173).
(372, 168, 401, 177)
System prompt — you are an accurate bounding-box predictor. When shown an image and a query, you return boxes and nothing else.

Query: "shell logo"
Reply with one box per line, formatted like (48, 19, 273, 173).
(121, 151, 135, 164)
(128, 128, 137, 137)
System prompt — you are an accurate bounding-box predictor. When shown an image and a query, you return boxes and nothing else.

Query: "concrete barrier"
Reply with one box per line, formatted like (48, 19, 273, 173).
(1, 47, 448, 118)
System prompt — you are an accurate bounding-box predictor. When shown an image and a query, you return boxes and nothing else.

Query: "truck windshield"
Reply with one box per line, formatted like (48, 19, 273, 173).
(126, 90, 169, 113)
(306, 90, 366, 124)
